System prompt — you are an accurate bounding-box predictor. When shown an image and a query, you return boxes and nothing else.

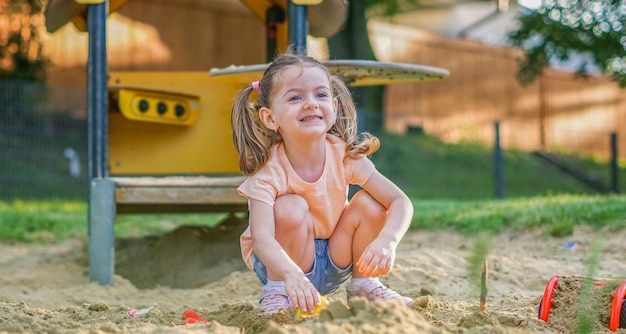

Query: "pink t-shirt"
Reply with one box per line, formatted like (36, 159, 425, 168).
(237, 134, 376, 269)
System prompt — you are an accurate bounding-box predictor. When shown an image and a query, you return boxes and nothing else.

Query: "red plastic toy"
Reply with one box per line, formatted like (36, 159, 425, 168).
(183, 309, 208, 324)
(609, 281, 626, 331)
(539, 276, 626, 331)
(538, 275, 559, 322)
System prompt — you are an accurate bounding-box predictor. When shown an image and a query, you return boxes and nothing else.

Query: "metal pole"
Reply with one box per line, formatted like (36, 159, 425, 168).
(494, 122, 504, 199)
(610, 132, 619, 193)
(89, 178, 115, 285)
(87, 3, 108, 180)
(87, 1, 115, 286)
(287, 1, 307, 54)
(266, 6, 284, 62)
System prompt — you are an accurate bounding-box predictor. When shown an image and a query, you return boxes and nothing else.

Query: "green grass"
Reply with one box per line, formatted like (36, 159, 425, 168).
(410, 194, 626, 236)
(1, 194, 624, 243)
(0, 200, 86, 242)
(371, 132, 620, 199)
(0, 132, 624, 242)
(0, 200, 229, 242)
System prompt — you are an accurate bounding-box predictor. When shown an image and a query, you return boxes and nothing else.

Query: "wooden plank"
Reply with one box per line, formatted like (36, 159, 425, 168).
(111, 176, 245, 188)
(115, 203, 247, 214)
(110, 176, 246, 205)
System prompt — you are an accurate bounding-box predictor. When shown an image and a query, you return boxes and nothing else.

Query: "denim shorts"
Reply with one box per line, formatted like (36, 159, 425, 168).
(252, 239, 352, 295)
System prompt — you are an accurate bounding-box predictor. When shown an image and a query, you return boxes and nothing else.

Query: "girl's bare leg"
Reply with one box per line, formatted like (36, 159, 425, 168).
(328, 191, 413, 305)
(328, 190, 386, 277)
(257, 195, 317, 314)
(267, 194, 316, 280)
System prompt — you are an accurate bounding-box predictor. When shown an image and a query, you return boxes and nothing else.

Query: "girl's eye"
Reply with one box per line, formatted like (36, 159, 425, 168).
(288, 95, 301, 102)
(316, 92, 329, 98)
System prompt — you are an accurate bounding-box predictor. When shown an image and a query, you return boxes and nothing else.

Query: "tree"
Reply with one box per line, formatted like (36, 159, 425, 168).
(327, 1, 383, 131)
(509, 0, 626, 88)
(0, 0, 48, 121)
(0, 0, 48, 81)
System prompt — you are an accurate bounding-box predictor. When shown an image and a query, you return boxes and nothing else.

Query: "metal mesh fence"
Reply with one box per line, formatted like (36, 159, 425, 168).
(0, 81, 88, 201)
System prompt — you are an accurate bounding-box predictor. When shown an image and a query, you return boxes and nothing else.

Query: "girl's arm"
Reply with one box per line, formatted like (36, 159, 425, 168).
(358, 169, 414, 276)
(248, 198, 320, 311)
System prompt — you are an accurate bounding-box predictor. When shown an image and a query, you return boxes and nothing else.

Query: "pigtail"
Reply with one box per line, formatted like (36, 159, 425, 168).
(331, 76, 380, 158)
(231, 85, 274, 175)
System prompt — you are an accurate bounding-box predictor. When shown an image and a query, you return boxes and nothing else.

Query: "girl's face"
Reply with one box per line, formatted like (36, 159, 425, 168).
(259, 65, 338, 142)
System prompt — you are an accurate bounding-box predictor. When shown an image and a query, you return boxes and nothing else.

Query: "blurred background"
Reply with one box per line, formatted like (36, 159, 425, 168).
(1, 0, 624, 201)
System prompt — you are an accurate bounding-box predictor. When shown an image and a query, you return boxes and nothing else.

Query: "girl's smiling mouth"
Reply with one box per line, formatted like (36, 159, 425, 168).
(300, 115, 323, 122)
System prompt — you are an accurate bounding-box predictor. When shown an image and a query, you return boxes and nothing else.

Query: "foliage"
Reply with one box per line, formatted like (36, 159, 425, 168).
(0, 0, 48, 81)
(575, 239, 604, 333)
(509, 0, 626, 88)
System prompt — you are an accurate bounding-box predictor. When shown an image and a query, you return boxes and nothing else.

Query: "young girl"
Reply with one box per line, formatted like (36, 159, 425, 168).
(231, 52, 414, 315)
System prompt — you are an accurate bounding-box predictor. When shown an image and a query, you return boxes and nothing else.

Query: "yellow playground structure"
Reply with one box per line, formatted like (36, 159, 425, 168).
(44, 0, 450, 285)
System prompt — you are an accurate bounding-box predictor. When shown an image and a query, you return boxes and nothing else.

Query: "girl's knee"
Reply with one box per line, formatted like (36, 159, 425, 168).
(350, 191, 386, 223)
(274, 194, 310, 229)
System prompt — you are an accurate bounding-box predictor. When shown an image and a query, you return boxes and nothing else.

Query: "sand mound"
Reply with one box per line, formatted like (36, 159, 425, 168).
(116, 215, 248, 288)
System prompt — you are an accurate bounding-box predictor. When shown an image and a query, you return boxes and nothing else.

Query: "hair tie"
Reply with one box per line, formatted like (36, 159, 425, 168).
(251, 81, 260, 91)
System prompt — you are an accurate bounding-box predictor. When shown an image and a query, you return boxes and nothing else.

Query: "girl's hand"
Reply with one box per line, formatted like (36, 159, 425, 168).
(284, 273, 320, 314)
(356, 237, 397, 277)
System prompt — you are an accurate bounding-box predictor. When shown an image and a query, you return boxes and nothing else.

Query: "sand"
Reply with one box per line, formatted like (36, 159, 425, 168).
(1, 220, 625, 333)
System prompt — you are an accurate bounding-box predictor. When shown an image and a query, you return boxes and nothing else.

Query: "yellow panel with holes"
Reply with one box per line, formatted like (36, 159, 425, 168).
(117, 89, 199, 126)
(108, 71, 248, 176)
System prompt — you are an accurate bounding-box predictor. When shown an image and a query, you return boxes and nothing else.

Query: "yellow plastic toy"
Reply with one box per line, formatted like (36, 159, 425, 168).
(293, 296, 329, 320)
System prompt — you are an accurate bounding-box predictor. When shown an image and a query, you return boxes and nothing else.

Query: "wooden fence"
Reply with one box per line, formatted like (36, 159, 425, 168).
(370, 20, 626, 162)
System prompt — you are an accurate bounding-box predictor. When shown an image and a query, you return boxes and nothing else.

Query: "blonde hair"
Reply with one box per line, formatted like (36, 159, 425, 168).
(231, 52, 379, 176)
